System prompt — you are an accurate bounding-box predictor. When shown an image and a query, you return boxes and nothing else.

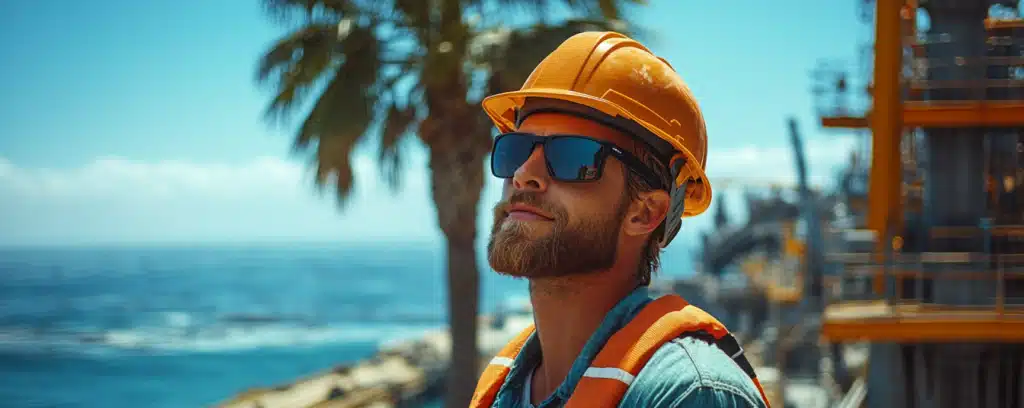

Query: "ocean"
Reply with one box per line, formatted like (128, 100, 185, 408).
(0, 242, 694, 408)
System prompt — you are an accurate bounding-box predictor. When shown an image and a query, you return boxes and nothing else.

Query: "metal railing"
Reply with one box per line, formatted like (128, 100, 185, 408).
(823, 252, 1024, 316)
(813, 28, 1024, 119)
(906, 54, 1024, 102)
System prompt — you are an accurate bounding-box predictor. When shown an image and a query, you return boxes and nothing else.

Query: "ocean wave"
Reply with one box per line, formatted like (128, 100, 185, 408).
(0, 321, 436, 356)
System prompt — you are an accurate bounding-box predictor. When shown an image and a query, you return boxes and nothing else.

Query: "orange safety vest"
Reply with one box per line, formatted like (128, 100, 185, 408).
(470, 294, 772, 408)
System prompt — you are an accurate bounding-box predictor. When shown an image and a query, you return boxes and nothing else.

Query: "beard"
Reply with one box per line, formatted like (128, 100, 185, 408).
(486, 190, 629, 279)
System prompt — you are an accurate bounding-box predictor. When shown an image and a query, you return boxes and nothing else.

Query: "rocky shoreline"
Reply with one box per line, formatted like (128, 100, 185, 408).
(215, 309, 535, 408)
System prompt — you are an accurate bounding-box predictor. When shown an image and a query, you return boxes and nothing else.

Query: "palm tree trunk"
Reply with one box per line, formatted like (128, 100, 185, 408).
(425, 108, 488, 407)
(420, 6, 490, 404)
(443, 232, 481, 408)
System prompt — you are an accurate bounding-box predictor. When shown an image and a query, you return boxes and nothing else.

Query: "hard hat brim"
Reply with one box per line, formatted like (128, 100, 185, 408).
(482, 88, 712, 217)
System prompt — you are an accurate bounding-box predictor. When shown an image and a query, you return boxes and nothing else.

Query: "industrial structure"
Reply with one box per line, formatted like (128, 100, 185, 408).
(691, 1, 1024, 407)
(813, 0, 1024, 407)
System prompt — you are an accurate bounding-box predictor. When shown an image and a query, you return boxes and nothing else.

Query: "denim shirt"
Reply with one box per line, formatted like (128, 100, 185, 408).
(489, 287, 768, 408)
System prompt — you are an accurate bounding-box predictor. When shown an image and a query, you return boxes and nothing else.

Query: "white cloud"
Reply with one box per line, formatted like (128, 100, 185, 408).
(0, 153, 438, 246)
(0, 137, 857, 246)
(0, 155, 377, 199)
(674, 135, 860, 234)
(705, 135, 858, 190)
(0, 157, 12, 177)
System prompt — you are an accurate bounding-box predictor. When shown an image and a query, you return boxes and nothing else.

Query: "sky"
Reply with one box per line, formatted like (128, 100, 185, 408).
(0, 0, 868, 248)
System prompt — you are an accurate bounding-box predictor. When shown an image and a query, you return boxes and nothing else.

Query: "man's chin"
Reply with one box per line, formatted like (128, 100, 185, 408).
(487, 241, 544, 278)
(489, 262, 554, 279)
(490, 268, 535, 279)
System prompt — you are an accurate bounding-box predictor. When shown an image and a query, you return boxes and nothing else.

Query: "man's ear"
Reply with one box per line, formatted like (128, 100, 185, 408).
(623, 189, 671, 237)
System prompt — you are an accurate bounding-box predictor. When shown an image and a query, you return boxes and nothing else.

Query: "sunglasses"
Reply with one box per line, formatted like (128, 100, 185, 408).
(490, 132, 664, 189)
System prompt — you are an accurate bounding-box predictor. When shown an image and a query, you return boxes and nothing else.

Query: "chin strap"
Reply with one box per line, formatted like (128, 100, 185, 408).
(658, 155, 689, 248)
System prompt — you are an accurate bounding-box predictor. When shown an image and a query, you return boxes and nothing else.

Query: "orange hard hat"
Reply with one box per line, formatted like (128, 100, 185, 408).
(481, 31, 712, 219)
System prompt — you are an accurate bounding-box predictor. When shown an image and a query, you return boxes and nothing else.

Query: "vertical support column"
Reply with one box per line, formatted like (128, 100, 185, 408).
(916, 2, 990, 315)
(923, 128, 986, 248)
(867, 343, 909, 408)
(869, 0, 907, 294)
(920, 3, 989, 253)
(912, 345, 929, 408)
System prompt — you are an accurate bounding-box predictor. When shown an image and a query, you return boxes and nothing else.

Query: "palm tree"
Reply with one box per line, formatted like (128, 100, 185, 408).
(256, 1, 642, 406)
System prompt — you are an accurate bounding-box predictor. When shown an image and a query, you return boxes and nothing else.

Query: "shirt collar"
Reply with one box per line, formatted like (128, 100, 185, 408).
(504, 285, 654, 406)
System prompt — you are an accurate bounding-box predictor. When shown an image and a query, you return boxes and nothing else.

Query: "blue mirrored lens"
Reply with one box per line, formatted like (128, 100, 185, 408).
(546, 137, 604, 181)
(492, 134, 536, 178)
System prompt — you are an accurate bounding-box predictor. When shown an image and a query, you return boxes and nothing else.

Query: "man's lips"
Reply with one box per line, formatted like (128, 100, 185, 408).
(505, 203, 554, 221)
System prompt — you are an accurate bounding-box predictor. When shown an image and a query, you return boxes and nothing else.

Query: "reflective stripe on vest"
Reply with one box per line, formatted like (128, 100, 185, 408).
(469, 294, 772, 408)
(470, 323, 535, 407)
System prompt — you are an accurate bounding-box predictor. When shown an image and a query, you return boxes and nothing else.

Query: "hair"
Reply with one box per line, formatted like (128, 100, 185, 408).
(622, 140, 673, 287)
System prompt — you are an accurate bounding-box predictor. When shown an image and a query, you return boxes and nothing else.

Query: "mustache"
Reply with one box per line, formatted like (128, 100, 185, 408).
(494, 192, 563, 219)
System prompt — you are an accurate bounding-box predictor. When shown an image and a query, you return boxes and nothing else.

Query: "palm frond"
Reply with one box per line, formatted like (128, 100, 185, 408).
(263, 0, 321, 15)
(261, 0, 362, 23)
(290, 23, 382, 206)
(561, 0, 647, 21)
(461, 0, 643, 25)
(472, 18, 627, 96)
(393, 0, 432, 37)
(593, 0, 636, 20)
(461, 0, 548, 21)
(378, 97, 419, 192)
(257, 22, 340, 122)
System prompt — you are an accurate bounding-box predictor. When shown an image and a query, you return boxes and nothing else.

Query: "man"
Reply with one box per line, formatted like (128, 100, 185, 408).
(471, 32, 772, 408)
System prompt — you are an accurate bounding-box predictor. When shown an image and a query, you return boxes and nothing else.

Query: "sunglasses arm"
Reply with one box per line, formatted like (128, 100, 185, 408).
(658, 155, 689, 248)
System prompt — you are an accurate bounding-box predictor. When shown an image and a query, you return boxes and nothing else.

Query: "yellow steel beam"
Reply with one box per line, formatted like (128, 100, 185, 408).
(823, 103, 1024, 128)
(904, 102, 1024, 126)
(822, 318, 1024, 342)
(821, 116, 868, 128)
(985, 18, 1024, 30)
(822, 301, 1024, 342)
(868, 0, 905, 295)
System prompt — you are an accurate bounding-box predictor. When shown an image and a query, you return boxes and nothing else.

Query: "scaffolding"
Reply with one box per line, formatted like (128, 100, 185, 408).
(811, 0, 1024, 407)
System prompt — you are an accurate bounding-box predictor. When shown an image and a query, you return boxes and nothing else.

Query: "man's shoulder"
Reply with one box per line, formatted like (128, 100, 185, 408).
(617, 335, 768, 408)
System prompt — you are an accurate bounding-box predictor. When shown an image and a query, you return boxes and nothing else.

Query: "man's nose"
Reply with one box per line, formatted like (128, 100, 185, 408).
(511, 146, 550, 192)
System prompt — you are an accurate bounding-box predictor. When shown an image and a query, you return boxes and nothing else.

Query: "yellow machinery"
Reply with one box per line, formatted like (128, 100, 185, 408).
(814, 0, 1024, 406)
(739, 221, 806, 305)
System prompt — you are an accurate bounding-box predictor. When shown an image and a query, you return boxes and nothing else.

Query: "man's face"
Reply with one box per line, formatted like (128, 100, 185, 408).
(486, 112, 636, 279)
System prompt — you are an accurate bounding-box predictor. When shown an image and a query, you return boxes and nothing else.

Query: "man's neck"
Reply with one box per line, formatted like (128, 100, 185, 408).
(526, 270, 637, 403)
